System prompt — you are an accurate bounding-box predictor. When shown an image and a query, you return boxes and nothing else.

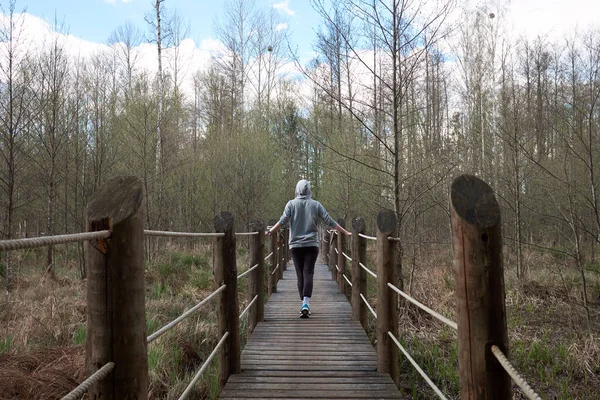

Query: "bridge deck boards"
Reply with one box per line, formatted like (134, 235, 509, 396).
(219, 262, 403, 399)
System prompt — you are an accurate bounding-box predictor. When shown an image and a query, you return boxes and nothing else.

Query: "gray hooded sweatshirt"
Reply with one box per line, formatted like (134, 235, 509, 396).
(278, 180, 337, 248)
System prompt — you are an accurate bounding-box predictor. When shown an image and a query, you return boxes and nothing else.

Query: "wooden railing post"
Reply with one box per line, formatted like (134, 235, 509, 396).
(278, 231, 284, 280)
(282, 227, 288, 271)
(450, 174, 510, 400)
(337, 218, 346, 294)
(86, 176, 148, 399)
(376, 209, 399, 386)
(351, 217, 367, 330)
(268, 219, 277, 296)
(214, 212, 240, 387)
(248, 220, 265, 333)
(323, 229, 330, 265)
(329, 231, 337, 281)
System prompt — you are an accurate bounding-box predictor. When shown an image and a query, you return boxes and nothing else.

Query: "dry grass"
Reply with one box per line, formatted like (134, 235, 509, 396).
(0, 242, 254, 400)
(390, 244, 600, 399)
(2, 241, 598, 399)
(0, 346, 85, 400)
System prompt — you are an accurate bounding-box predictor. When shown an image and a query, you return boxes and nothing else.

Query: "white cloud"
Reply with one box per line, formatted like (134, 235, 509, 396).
(273, 0, 295, 16)
(507, 0, 600, 41)
(103, 0, 116, 4)
(0, 12, 222, 100)
(275, 23, 288, 32)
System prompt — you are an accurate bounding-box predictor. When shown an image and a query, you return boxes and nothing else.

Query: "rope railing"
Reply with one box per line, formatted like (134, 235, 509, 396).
(360, 293, 377, 319)
(237, 264, 259, 280)
(144, 230, 224, 238)
(387, 332, 448, 400)
(358, 233, 376, 241)
(270, 264, 280, 275)
(0, 230, 111, 251)
(61, 362, 115, 400)
(342, 251, 352, 261)
(491, 345, 542, 400)
(239, 295, 259, 319)
(147, 285, 226, 343)
(178, 332, 229, 400)
(387, 236, 401, 242)
(334, 248, 339, 254)
(387, 283, 457, 330)
(335, 264, 340, 272)
(264, 252, 274, 261)
(359, 262, 377, 279)
(343, 274, 352, 287)
(235, 232, 258, 236)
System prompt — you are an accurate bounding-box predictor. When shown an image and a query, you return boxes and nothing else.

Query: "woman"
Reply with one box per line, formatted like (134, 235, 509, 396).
(267, 179, 351, 318)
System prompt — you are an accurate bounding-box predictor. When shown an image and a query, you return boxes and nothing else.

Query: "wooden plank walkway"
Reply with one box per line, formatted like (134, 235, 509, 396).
(220, 261, 403, 399)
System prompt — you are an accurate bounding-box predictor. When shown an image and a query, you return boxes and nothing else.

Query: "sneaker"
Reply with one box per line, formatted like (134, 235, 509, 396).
(300, 303, 310, 318)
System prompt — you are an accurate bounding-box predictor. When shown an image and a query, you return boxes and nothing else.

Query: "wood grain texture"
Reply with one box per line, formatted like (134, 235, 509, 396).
(451, 174, 510, 399)
(219, 261, 404, 399)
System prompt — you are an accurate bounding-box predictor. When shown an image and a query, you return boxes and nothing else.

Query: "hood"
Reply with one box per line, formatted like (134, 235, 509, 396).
(295, 179, 312, 199)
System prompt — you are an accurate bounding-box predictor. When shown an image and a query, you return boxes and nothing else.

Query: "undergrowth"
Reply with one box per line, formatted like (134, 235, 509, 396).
(0, 241, 252, 400)
(1, 240, 598, 399)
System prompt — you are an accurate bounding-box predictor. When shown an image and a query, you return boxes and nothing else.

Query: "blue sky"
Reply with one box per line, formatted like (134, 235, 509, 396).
(17, 0, 320, 59)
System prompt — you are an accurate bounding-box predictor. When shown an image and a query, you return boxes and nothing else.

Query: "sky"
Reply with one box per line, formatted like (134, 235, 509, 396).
(13, 0, 321, 60)
(3, 0, 600, 101)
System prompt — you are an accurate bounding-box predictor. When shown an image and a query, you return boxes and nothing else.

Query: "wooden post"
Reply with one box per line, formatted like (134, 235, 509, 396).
(268, 219, 277, 296)
(450, 174, 510, 400)
(329, 231, 337, 281)
(214, 212, 241, 387)
(282, 227, 288, 271)
(248, 220, 265, 333)
(318, 226, 323, 254)
(278, 230, 284, 280)
(337, 218, 346, 294)
(376, 209, 399, 386)
(352, 217, 367, 330)
(86, 176, 148, 399)
(323, 229, 330, 265)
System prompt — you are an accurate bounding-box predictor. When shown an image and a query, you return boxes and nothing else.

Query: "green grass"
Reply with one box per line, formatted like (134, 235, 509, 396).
(72, 324, 86, 345)
(0, 335, 13, 354)
(399, 333, 459, 398)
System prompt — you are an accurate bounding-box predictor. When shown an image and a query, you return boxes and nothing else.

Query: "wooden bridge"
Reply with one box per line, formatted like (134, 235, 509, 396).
(219, 262, 403, 399)
(1, 175, 542, 400)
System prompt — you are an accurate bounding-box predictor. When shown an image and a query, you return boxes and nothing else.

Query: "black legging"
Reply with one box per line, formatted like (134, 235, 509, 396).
(290, 246, 319, 300)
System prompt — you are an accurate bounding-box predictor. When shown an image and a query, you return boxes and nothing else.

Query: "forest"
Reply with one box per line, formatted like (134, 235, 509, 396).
(0, 0, 598, 398)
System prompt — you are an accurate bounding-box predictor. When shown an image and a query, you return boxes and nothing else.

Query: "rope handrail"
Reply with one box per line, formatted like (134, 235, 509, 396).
(270, 264, 280, 275)
(145, 230, 224, 238)
(491, 345, 542, 400)
(60, 362, 115, 400)
(334, 248, 339, 254)
(264, 252, 274, 261)
(387, 283, 458, 330)
(237, 264, 259, 280)
(343, 274, 352, 287)
(0, 230, 111, 251)
(147, 285, 226, 343)
(387, 236, 401, 242)
(235, 232, 258, 236)
(239, 295, 259, 319)
(358, 233, 377, 240)
(342, 251, 352, 261)
(359, 262, 377, 279)
(360, 293, 377, 319)
(387, 331, 448, 400)
(335, 264, 340, 272)
(178, 332, 229, 400)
